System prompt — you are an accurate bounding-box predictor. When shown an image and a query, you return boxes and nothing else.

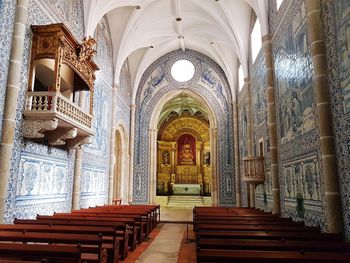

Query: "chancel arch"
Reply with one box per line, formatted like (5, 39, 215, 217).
(132, 49, 235, 206)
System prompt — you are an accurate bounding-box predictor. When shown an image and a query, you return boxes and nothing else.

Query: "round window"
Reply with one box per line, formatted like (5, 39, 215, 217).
(171, 59, 195, 82)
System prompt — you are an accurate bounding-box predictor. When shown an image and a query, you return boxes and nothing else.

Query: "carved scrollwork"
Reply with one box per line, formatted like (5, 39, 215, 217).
(22, 119, 58, 138)
(78, 37, 97, 62)
(47, 128, 78, 146)
(66, 135, 92, 149)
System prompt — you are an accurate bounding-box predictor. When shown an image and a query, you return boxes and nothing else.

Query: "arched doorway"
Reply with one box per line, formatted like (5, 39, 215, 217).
(109, 124, 130, 204)
(113, 129, 122, 200)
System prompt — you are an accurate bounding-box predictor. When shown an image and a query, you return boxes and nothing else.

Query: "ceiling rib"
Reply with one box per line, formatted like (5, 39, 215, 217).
(174, 0, 185, 51)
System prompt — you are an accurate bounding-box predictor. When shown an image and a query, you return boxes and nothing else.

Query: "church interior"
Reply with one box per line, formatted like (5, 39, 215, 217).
(0, 0, 350, 262)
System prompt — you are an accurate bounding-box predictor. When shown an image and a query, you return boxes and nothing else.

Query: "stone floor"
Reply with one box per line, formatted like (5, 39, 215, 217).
(135, 223, 186, 263)
(160, 207, 193, 222)
(122, 207, 195, 263)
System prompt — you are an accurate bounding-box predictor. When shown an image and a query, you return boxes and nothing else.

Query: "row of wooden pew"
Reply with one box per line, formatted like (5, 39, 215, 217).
(194, 207, 350, 263)
(0, 204, 159, 262)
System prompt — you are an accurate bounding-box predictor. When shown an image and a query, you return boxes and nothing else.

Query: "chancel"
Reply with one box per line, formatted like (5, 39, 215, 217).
(0, 0, 349, 262)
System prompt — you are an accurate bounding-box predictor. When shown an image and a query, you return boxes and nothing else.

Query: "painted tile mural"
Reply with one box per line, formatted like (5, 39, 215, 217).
(3, 0, 85, 222)
(322, 0, 350, 239)
(133, 49, 235, 205)
(80, 166, 108, 208)
(250, 52, 272, 211)
(119, 60, 132, 106)
(116, 59, 132, 130)
(238, 91, 248, 207)
(334, 1, 350, 113)
(273, 0, 324, 228)
(81, 16, 114, 207)
(16, 152, 69, 204)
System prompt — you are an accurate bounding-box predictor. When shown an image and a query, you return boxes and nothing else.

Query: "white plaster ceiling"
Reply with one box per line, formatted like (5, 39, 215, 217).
(84, 0, 269, 103)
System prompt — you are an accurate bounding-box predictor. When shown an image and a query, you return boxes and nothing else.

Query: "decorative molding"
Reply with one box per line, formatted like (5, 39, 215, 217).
(47, 128, 77, 146)
(133, 49, 235, 205)
(22, 119, 58, 138)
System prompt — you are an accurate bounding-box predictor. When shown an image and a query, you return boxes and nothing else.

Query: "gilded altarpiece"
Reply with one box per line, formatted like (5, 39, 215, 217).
(157, 116, 211, 196)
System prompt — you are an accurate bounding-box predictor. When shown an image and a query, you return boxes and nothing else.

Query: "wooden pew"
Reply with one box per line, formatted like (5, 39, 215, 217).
(196, 229, 342, 241)
(37, 214, 138, 251)
(0, 243, 83, 263)
(63, 212, 147, 242)
(197, 238, 350, 252)
(90, 204, 160, 229)
(197, 249, 350, 263)
(194, 207, 349, 263)
(0, 224, 119, 263)
(195, 223, 319, 232)
(14, 218, 128, 260)
(84, 207, 155, 233)
(0, 231, 107, 263)
(195, 219, 305, 226)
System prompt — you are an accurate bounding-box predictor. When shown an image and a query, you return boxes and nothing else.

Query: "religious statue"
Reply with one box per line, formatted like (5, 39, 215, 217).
(162, 150, 170, 165)
(78, 37, 97, 62)
(179, 143, 194, 165)
(204, 151, 210, 165)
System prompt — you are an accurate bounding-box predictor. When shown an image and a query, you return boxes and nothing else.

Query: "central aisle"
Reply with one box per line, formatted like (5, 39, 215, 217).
(135, 223, 186, 263)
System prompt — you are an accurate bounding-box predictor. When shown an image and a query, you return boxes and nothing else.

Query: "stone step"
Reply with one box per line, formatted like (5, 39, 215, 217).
(167, 195, 204, 208)
(169, 199, 202, 202)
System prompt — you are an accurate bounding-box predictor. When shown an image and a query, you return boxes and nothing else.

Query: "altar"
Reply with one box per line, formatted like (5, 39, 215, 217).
(172, 183, 201, 195)
(157, 132, 211, 197)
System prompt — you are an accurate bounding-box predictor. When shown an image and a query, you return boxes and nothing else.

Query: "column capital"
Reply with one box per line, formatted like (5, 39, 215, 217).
(262, 34, 272, 43)
(112, 83, 120, 90)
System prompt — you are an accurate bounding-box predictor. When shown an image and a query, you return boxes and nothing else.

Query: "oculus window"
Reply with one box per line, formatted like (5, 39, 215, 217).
(171, 59, 195, 82)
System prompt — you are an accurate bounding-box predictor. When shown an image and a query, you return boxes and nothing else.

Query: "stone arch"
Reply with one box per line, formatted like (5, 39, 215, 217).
(132, 49, 235, 206)
(109, 121, 130, 204)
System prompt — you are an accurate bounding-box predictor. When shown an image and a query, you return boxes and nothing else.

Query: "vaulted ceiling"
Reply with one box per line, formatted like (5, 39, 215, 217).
(83, 0, 269, 103)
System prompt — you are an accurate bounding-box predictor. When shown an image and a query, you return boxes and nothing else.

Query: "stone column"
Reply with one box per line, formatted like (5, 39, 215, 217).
(210, 128, 218, 205)
(233, 97, 241, 206)
(262, 34, 281, 214)
(245, 78, 255, 208)
(170, 142, 176, 183)
(149, 129, 158, 204)
(0, 0, 29, 222)
(128, 104, 137, 203)
(71, 91, 88, 209)
(72, 147, 83, 209)
(305, 0, 343, 233)
(196, 141, 202, 183)
(108, 84, 118, 204)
